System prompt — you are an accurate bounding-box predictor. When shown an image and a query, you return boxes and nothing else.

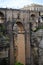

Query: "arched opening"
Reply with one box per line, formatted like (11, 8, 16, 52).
(13, 22, 25, 65)
(31, 14, 35, 17)
(30, 14, 37, 31)
(0, 12, 4, 23)
(31, 14, 35, 20)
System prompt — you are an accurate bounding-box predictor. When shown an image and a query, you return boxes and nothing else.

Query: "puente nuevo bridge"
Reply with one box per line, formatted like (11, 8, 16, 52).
(0, 4, 43, 65)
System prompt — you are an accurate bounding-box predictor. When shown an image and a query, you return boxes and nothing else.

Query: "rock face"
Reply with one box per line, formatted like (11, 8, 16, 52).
(39, 36, 43, 65)
(35, 29, 43, 65)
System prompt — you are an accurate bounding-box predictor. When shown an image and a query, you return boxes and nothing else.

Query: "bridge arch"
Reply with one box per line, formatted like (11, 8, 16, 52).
(13, 22, 25, 65)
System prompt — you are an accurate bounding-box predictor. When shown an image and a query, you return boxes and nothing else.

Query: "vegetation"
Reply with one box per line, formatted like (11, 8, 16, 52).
(33, 25, 43, 32)
(15, 62, 24, 65)
(0, 23, 9, 48)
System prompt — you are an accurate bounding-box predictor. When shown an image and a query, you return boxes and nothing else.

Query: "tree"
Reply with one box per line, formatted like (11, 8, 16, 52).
(0, 23, 10, 65)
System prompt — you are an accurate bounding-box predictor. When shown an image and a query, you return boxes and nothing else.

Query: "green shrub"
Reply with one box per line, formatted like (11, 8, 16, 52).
(15, 62, 24, 65)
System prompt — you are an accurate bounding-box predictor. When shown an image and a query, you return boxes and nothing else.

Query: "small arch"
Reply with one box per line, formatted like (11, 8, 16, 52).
(31, 14, 35, 20)
(31, 14, 35, 17)
(0, 12, 4, 17)
(0, 12, 4, 23)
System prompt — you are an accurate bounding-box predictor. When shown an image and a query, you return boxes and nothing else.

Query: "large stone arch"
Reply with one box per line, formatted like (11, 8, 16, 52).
(0, 11, 5, 23)
(13, 22, 25, 65)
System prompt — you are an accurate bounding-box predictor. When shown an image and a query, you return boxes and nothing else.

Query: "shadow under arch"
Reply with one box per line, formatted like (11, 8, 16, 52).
(0, 11, 5, 23)
(0, 12, 4, 17)
(16, 22, 25, 33)
(31, 14, 35, 17)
